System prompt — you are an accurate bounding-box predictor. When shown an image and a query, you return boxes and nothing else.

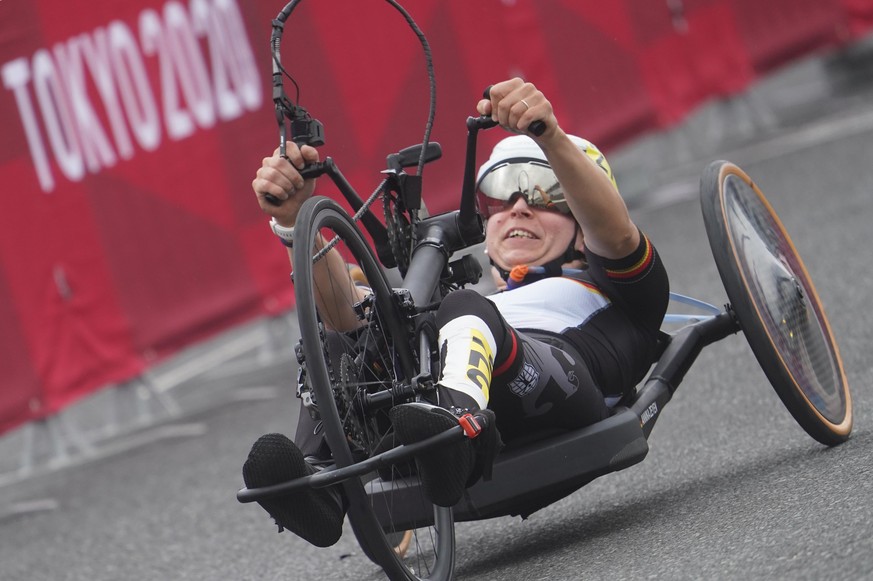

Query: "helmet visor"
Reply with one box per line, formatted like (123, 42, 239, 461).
(476, 159, 569, 219)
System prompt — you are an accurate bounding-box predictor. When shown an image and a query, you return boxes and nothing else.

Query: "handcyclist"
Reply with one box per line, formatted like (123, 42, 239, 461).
(243, 77, 670, 547)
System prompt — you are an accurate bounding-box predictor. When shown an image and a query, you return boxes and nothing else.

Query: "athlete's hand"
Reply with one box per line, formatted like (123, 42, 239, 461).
(252, 142, 319, 227)
(477, 78, 558, 140)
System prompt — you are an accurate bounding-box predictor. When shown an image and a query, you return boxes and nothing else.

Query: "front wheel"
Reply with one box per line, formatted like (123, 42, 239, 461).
(292, 196, 455, 580)
(700, 161, 852, 446)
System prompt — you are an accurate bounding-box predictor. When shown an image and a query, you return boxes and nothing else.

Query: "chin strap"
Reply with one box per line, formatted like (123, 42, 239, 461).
(492, 227, 584, 289)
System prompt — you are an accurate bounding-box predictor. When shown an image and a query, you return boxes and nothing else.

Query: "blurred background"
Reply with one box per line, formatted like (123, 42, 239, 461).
(1, 1, 873, 579)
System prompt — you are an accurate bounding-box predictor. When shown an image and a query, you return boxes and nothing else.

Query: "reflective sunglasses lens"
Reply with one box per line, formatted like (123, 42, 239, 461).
(476, 191, 506, 218)
(477, 161, 569, 215)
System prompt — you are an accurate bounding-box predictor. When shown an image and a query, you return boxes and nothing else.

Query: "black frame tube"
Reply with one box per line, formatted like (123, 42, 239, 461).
(238, 77, 745, 504)
(238, 416, 480, 503)
(631, 311, 740, 438)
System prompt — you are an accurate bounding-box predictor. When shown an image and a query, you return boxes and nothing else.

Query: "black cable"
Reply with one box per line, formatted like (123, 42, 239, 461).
(382, 0, 437, 178)
(272, 0, 435, 177)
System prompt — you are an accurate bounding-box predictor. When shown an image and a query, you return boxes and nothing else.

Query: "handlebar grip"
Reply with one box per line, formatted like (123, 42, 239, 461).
(527, 120, 546, 137)
(262, 159, 326, 207)
(482, 86, 547, 137)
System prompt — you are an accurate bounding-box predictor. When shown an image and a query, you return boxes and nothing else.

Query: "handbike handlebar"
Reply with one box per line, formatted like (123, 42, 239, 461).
(481, 85, 547, 137)
(270, 114, 497, 286)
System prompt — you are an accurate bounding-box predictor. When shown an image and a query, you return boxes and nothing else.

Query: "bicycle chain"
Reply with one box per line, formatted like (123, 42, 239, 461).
(311, 180, 387, 263)
(309, 180, 416, 278)
(337, 352, 360, 443)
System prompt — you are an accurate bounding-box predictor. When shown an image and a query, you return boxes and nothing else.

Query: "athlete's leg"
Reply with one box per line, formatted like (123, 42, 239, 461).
(487, 332, 610, 441)
(394, 288, 609, 505)
(293, 330, 354, 461)
(243, 331, 352, 546)
(432, 289, 517, 411)
(391, 289, 513, 505)
(432, 289, 608, 431)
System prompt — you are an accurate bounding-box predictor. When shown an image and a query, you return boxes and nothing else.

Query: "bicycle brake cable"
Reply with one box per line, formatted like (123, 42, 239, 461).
(270, 1, 324, 159)
(270, 0, 436, 204)
(382, 0, 437, 178)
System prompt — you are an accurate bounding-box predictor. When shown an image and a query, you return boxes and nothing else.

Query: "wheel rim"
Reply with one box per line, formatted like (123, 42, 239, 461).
(293, 197, 454, 580)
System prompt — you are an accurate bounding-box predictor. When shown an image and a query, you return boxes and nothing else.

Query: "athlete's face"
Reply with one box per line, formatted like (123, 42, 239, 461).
(485, 196, 581, 271)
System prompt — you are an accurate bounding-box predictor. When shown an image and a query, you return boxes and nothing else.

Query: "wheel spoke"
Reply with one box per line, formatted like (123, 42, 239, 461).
(292, 197, 455, 579)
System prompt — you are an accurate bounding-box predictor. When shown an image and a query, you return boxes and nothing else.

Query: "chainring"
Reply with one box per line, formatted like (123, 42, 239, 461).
(383, 191, 413, 275)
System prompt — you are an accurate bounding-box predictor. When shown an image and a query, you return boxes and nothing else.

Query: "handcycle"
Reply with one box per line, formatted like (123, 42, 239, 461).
(237, 2, 852, 580)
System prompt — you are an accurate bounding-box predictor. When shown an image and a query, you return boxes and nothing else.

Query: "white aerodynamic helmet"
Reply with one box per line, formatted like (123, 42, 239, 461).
(475, 134, 617, 218)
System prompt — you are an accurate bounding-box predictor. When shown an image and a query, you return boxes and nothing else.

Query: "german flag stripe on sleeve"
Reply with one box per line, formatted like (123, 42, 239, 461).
(569, 278, 606, 297)
(605, 234, 654, 281)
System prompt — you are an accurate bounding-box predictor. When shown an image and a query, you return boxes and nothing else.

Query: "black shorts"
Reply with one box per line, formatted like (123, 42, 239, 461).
(435, 289, 610, 442)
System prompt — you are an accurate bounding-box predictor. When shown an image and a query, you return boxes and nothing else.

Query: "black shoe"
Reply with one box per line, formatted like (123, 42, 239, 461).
(390, 403, 478, 507)
(242, 433, 344, 547)
(370, 430, 416, 482)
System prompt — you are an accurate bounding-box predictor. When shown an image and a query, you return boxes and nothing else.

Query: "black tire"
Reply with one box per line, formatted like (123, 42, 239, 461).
(293, 196, 455, 581)
(700, 161, 852, 446)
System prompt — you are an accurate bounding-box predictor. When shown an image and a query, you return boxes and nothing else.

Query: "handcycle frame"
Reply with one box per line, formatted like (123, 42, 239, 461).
(237, 116, 744, 523)
(238, 3, 849, 577)
(238, 106, 851, 581)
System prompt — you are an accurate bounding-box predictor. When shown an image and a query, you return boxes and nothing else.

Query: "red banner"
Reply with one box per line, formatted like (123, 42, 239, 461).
(0, 0, 289, 432)
(1, 0, 871, 435)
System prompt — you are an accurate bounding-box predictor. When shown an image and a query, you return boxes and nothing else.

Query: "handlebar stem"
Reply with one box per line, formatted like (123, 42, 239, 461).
(457, 116, 494, 245)
(404, 224, 451, 306)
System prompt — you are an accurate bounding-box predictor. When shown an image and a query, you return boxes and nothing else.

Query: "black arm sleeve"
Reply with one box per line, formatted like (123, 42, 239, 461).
(584, 229, 670, 336)
(562, 230, 670, 398)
